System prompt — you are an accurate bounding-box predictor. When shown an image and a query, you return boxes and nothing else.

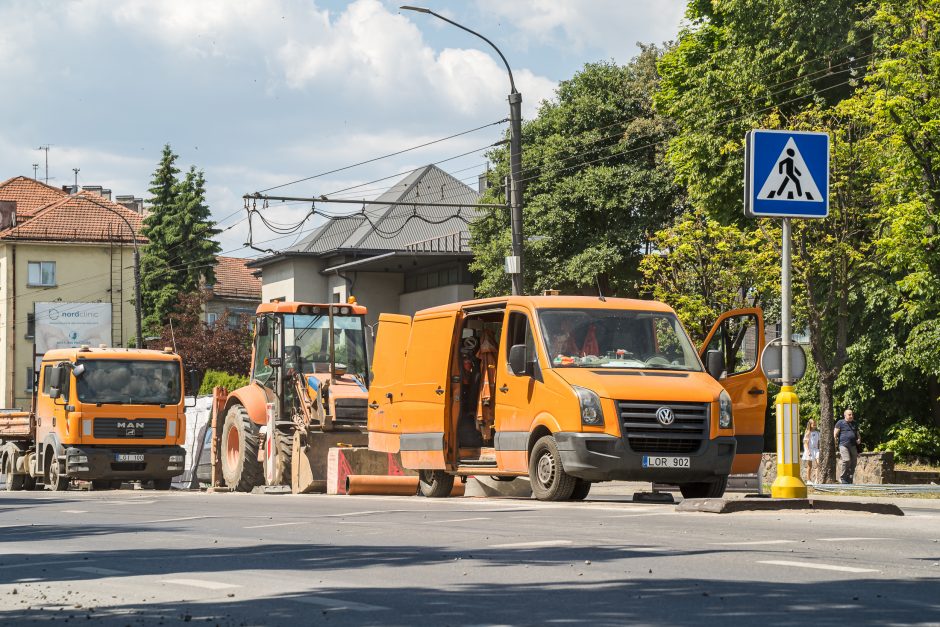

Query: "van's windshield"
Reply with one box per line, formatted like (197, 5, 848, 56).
(538, 309, 702, 371)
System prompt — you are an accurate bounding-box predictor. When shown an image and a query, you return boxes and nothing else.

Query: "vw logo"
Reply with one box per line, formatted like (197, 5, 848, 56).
(656, 406, 675, 426)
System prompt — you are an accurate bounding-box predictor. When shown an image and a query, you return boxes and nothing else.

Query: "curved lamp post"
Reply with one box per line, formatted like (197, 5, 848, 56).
(401, 6, 525, 295)
(99, 205, 144, 348)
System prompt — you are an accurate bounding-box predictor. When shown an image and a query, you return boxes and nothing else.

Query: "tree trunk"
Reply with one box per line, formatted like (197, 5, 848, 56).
(817, 374, 838, 484)
(929, 377, 940, 430)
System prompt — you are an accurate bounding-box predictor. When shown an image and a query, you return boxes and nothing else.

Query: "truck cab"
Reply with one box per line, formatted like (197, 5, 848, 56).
(368, 295, 767, 501)
(25, 346, 187, 490)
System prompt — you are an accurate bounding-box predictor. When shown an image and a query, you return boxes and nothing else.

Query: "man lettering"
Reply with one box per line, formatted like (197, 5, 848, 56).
(833, 409, 861, 484)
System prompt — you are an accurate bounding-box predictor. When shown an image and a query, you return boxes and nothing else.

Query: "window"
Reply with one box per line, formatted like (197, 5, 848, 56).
(252, 316, 275, 384)
(706, 314, 759, 376)
(26, 313, 35, 339)
(206, 312, 219, 326)
(403, 265, 468, 293)
(41, 363, 69, 398)
(506, 312, 537, 373)
(25, 367, 34, 392)
(27, 261, 56, 287)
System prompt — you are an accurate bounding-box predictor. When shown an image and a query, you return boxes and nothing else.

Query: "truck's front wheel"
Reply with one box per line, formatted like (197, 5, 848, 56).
(45, 454, 69, 492)
(529, 436, 576, 501)
(221, 404, 264, 492)
(678, 476, 728, 499)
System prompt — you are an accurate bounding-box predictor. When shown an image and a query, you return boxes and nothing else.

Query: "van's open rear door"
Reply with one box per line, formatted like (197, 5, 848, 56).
(701, 308, 768, 474)
(368, 313, 413, 453)
(397, 310, 461, 470)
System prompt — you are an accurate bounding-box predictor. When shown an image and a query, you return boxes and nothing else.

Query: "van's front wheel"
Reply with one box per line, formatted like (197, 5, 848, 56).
(418, 470, 454, 497)
(678, 476, 728, 499)
(529, 436, 576, 501)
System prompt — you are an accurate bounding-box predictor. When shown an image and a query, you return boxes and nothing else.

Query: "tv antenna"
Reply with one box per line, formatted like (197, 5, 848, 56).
(36, 145, 51, 184)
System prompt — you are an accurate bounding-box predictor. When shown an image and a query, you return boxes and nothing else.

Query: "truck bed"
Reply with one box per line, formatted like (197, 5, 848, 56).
(0, 410, 33, 440)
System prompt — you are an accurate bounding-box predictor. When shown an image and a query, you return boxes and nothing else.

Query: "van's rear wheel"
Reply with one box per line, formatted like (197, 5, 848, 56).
(221, 404, 264, 492)
(569, 479, 592, 501)
(678, 476, 728, 499)
(529, 435, 576, 501)
(418, 470, 454, 498)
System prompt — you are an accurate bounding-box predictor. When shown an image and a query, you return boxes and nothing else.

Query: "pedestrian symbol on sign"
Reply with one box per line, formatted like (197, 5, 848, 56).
(756, 138, 822, 203)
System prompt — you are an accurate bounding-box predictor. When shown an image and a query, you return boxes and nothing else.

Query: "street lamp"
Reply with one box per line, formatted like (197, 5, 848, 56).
(401, 5, 525, 295)
(99, 204, 144, 348)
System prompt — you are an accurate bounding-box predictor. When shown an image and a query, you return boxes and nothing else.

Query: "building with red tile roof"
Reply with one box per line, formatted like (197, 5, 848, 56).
(205, 256, 261, 327)
(0, 176, 69, 221)
(0, 191, 145, 244)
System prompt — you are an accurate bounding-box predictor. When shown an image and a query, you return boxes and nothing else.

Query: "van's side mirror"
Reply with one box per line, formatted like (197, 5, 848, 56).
(509, 344, 532, 377)
(706, 350, 725, 380)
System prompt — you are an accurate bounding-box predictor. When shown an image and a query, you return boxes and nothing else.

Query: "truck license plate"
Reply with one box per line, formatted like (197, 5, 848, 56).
(642, 456, 690, 469)
(115, 454, 144, 462)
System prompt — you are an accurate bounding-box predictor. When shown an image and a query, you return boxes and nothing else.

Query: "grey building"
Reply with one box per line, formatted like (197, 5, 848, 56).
(248, 165, 482, 332)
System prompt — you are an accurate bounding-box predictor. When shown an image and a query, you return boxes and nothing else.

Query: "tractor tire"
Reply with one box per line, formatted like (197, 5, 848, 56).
(271, 428, 292, 486)
(3, 455, 24, 492)
(418, 470, 454, 498)
(220, 404, 264, 492)
(678, 476, 728, 499)
(569, 479, 592, 501)
(529, 435, 576, 501)
(45, 453, 70, 492)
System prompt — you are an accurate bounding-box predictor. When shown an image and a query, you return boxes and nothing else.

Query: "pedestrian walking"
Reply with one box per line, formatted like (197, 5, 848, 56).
(833, 409, 862, 484)
(801, 419, 820, 484)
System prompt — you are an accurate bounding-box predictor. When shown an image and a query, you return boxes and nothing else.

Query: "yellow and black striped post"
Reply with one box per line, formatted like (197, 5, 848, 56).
(771, 386, 807, 498)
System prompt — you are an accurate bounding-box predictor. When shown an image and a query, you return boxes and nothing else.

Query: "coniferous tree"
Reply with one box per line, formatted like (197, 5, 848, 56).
(140, 144, 221, 333)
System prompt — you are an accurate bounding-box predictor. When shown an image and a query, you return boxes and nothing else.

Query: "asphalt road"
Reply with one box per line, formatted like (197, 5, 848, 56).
(1, 486, 939, 626)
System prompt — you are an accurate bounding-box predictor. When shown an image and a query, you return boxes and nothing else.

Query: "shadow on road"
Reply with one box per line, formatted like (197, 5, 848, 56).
(0, 576, 937, 626)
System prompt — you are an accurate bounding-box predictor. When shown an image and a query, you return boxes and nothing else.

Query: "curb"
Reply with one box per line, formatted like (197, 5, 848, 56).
(677, 497, 904, 516)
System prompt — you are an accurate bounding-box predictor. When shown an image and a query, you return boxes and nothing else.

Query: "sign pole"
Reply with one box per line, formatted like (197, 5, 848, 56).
(771, 217, 807, 498)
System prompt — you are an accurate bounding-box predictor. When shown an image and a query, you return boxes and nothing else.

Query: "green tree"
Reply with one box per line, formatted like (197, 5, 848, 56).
(471, 48, 682, 296)
(639, 208, 778, 343)
(140, 145, 221, 332)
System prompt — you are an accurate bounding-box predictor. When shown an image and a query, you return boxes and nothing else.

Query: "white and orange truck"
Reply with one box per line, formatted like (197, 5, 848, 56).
(368, 295, 767, 501)
(0, 346, 191, 491)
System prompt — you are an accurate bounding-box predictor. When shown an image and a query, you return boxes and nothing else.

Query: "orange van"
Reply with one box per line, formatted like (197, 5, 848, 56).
(368, 295, 767, 501)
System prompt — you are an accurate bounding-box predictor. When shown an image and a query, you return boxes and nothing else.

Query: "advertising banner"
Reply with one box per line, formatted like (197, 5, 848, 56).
(34, 302, 112, 355)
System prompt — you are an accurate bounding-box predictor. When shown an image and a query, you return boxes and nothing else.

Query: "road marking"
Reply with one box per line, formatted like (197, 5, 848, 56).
(606, 513, 672, 519)
(243, 522, 306, 529)
(140, 516, 219, 523)
(711, 540, 797, 546)
(0, 559, 91, 570)
(161, 578, 240, 590)
(429, 517, 491, 524)
(69, 566, 128, 576)
(60, 510, 88, 514)
(322, 509, 411, 518)
(290, 596, 387, 612)
(490, 540, 572, 549)
(817, 537, 887, 542)
(758, 560, 878, 573)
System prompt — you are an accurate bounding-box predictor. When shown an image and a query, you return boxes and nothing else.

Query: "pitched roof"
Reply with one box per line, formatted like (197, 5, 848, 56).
(0, 191, 145, 244)
(0, 176, 69, 219)
(211, 255, 261, 300)
(286, 165, 480, 255)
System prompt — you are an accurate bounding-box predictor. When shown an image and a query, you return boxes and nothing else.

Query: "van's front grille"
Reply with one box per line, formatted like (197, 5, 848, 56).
(93, 418, 166, 439)
(618, 401, 709, 455)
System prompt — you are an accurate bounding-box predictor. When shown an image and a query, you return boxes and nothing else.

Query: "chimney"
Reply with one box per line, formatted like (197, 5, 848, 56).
(101, 188, 112, 201)
(81, 185, 103, 196)
(0, 200, 16, 229)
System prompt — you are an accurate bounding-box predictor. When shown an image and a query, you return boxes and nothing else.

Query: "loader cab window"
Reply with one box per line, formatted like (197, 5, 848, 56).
(282, 312, 369, 383)
(253, 315, 276, 385)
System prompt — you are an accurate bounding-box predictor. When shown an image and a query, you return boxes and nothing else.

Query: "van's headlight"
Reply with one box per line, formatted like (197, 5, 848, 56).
(573, 386, 604, 426)
(718, 390, 733, 429)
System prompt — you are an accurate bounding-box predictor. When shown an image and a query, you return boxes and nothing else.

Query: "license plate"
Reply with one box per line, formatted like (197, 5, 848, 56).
(115, 454, 144, 462)
(642, 455, 690, 469)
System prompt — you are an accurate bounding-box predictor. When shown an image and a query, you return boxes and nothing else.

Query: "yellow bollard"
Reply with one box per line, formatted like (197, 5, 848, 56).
(771, 385, 807, 498)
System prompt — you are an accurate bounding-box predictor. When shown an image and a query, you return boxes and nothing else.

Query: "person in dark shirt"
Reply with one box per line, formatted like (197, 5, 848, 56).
(833, 409, 862, 484)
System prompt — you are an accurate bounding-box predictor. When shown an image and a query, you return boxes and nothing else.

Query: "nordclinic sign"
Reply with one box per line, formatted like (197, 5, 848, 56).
(34, 302, 112, 354)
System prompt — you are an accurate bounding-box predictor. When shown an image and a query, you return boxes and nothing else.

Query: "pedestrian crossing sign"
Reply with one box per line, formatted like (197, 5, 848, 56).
(745, 129, 829, 218)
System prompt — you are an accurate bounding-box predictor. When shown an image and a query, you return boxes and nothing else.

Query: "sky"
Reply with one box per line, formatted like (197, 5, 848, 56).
(0, 0, 687, 258)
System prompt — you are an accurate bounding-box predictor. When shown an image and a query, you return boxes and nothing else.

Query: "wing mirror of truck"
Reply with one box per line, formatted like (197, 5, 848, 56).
(705, 350, 725, 380)
(186, 368, 205, 406)
(509, 344, 534, 377)
(48, 363, 70, 401)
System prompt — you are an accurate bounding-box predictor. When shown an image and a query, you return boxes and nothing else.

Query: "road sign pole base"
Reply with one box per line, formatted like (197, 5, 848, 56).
(771, 386, 807, 499)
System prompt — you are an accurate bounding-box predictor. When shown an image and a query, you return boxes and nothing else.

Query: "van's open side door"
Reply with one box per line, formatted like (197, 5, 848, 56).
(397, 310, 461, 470)
(700, 308, 768, 474)
(368, 313, 413, 453)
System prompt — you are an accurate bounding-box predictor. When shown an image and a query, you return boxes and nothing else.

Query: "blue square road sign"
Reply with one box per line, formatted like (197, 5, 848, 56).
(745, 130, 829, 218)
